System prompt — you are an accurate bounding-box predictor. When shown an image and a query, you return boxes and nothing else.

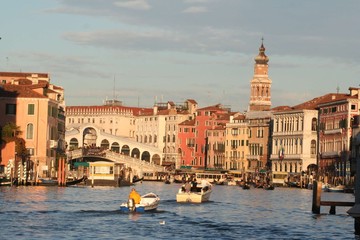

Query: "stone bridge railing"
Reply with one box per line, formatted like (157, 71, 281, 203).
(67, 148, 165, 174)
(104, 150, 164, 173)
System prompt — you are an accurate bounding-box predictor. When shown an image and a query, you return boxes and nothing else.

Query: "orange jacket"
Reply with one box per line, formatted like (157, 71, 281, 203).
(129, 190, 141, 204)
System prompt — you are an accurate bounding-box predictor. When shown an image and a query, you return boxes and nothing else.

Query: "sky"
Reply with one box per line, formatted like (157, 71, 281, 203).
(0, 0, 359, 112)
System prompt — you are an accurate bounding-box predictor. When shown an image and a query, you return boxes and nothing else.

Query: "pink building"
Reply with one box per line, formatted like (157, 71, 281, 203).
(0, 72, 65, 181)
(318, 88, 360, 184)
(178, 104, 231, 169)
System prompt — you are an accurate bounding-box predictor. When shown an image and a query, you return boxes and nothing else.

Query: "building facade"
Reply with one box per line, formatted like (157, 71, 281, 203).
(0, 72, 65, 180)
(225, 114, 249, 172)
(318, 88, 360, 185)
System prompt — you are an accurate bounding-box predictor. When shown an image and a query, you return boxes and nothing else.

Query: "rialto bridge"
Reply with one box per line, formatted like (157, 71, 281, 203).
(65, 125, 164, 174)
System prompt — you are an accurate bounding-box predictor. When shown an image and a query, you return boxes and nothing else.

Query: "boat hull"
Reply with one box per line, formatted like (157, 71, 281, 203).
(176, 187, 212, 203)
(120, 192, 160, 213)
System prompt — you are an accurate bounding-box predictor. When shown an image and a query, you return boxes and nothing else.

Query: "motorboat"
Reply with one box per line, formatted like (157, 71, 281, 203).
(326, 185, 345, 193)
(120, 192, 160, 213)
(37, 178, 58, 186)
(176, 181, 212, 203)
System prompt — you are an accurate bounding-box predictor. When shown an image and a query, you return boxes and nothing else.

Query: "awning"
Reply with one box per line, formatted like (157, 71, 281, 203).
(74, 162, 89, 167)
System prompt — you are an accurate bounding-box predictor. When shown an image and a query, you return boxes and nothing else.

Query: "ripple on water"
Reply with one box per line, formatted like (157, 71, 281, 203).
(0, 183, 356, 240)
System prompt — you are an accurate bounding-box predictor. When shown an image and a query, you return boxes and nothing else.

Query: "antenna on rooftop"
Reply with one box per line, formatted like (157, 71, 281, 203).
(336, 85, 340, 94)
(113, 75, 116, 100)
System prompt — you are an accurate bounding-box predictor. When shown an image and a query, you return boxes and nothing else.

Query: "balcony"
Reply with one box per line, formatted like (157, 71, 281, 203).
(49, 140, 58, 148)
(323, 129, 342, 135)
(321, 151, 340, 158)
(246, 155, 260, 160)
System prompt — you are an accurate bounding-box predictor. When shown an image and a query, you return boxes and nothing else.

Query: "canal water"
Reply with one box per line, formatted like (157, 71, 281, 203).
(0, 182, 357, 240)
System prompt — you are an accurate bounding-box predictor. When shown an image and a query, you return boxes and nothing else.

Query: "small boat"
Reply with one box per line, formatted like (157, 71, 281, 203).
(66, 176, 87, 186)
(37, 178, 58, 186)
(164, 179, 171, 184)
(0, 178, 11, 186)
(327, 185, 345, 193)
(264, 184, 275, 190)
(176, 181, 212, 203)
(120, 192, 160, 213)
(132, 176, 144, 183)
(242, 184, 250, 190)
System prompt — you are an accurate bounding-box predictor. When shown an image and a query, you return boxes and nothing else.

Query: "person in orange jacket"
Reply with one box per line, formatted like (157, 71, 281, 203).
(129, 188, 141, 204)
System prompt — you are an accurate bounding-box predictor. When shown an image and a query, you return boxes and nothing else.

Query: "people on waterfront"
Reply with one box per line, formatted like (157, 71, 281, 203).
(129, 188, 141, 204)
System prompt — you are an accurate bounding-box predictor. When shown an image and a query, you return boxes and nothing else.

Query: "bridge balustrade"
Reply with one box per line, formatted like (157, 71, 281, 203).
(67, 148, 164, 173)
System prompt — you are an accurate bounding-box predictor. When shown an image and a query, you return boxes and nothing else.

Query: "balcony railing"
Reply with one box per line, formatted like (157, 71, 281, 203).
(323, 129, 342, 135)
(321, 151, 340, 158)
(246, 155, 260, 160)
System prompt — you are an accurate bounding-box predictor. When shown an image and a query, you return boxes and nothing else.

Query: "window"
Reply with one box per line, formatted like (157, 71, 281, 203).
(28, 104, 35, 115)
(26, 123, 34, 139)
(6, 104, 16, 115)
(27, 148, 35, 156)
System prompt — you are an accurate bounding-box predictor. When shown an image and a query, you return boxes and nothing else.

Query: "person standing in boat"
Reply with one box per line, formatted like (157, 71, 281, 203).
(191, 178, 198, 192)
(184, 181, 191, 192)
(129, 188, 141, 204)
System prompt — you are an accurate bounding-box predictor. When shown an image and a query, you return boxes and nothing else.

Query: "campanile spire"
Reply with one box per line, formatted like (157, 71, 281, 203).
(249, 39, 272, 111)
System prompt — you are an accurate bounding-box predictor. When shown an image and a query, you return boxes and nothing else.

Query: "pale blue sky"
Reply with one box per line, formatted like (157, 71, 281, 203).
(0, 0, 359, 111)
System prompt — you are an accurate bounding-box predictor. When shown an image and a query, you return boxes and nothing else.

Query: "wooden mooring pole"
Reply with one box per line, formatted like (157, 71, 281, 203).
(312, 180, 354, 215)
(312, 181, 321, 214)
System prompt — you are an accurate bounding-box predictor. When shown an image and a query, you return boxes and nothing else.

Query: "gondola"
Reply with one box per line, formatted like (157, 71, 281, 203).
(66, 176, 87, 186)
(133, 176, 144, 183)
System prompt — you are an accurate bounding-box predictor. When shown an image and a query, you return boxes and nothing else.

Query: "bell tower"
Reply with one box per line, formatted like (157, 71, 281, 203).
(249, 39, 272, 111)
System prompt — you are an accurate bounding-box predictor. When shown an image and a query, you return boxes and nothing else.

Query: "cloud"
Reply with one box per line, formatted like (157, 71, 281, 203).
(184, 0, 210, 3)
(183, 6, 208, 13)
(114, 0, 151, 10)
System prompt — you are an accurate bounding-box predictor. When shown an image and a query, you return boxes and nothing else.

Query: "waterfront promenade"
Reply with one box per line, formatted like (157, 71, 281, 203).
(0, 182, 355, 239)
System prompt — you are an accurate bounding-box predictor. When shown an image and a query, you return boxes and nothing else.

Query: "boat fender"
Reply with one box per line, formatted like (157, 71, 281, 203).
(128, 198, 136, 212)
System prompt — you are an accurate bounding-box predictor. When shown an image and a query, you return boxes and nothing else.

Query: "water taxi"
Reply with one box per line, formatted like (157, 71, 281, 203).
(176, 180, 212, 203)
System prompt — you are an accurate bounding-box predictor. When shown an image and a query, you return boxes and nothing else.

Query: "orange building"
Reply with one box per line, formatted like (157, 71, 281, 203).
(0, 72, 65, 182)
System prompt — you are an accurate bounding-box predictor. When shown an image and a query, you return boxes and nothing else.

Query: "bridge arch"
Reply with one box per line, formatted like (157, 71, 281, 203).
(141, 151, 150, 162)
(66, 124, 163, 165)
(131, 148, 140, 159)
(111, 142, 120, 153)
(121, 145, 130, 156)
(100, 139, 110, 149)
(69, 138, 79, 150)
(83, 127, 97, 147)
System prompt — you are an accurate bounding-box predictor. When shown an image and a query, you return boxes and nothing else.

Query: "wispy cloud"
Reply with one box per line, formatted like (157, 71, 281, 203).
(183, 6, 208, 13)
(184, 0, 210, 3)
(114, 0, 151, 10)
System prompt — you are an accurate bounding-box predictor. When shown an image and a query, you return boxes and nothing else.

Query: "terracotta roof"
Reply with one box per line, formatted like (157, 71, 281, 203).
(198, 104, 228, 111)
(0, 72, 49, 78)
(179, 119, 195, 126)
(0, 84, 47, 98)
(292, 93, 351, 110)
(187, 99, 197, 104)
(233, 114, 246, 120)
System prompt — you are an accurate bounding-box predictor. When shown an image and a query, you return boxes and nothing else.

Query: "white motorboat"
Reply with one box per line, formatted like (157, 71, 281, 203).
(176, 181, 212, 203)
(120, 192, 160, 213)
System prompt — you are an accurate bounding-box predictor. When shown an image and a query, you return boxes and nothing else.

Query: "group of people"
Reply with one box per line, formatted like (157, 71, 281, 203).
(183, 178, 198, 192)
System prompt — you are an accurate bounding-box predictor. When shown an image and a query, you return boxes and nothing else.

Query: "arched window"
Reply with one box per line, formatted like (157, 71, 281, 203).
(311, 140, 316, 155)
(26, 123, 33, 139)
(311, 118, 317, 131)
